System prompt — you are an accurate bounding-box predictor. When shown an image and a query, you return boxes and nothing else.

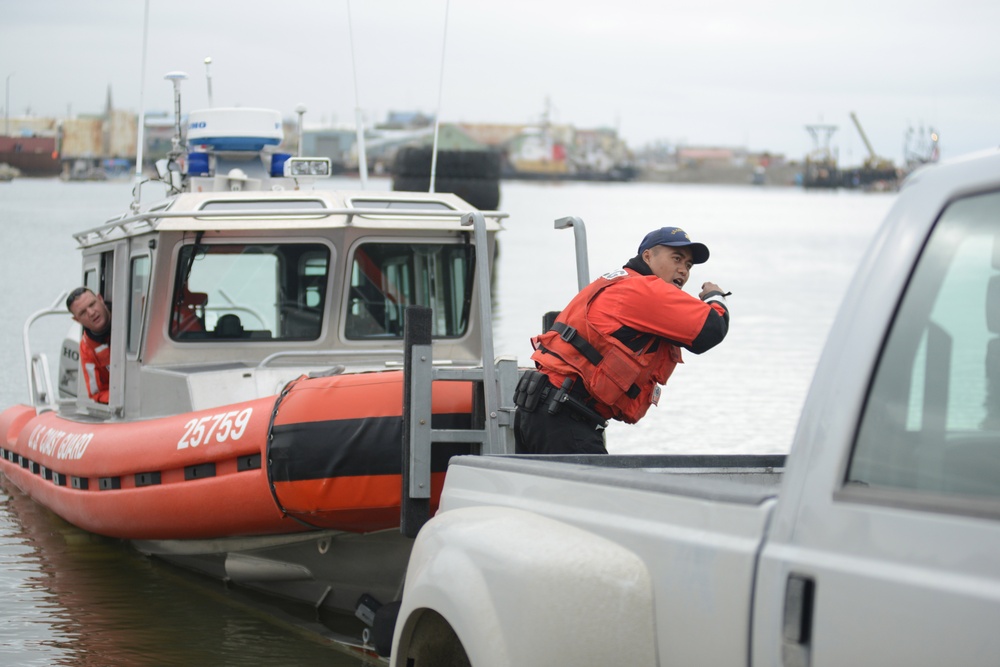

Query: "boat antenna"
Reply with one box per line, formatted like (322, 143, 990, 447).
(204, 57, 213, 107)
(163, 71, 188, 193)
(346, 0, 368, 189)
(131, 0, 151, 213)
(429, 0, 451, 194)
(295, 104, 307, 157)
(164, 71, 188, 160)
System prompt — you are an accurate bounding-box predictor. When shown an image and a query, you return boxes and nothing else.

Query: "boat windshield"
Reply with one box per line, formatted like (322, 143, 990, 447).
(170, 242, 330, 342)
(345, 241, 475, 339)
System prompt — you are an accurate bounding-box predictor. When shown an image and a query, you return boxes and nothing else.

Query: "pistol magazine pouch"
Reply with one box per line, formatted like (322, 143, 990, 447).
(513, 369, 548, 412)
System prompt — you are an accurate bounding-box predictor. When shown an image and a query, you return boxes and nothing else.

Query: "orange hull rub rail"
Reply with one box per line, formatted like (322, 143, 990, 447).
(0, 370, 479, 539)
(0, 396, 282, 539)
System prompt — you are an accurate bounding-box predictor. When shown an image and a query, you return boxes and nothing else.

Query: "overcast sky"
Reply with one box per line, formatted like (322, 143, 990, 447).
(2, 0, 998, 165)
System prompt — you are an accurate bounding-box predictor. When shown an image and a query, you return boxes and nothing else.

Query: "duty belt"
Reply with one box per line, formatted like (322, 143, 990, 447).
(539, 379, 608, 431)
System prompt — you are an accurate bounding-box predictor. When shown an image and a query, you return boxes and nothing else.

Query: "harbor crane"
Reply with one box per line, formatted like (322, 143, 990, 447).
(849, 111, 894, 171)
(847, 111, 899, 189)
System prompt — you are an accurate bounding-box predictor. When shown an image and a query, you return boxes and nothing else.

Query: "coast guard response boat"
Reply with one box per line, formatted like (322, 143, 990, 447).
(0, 80, 519, 641)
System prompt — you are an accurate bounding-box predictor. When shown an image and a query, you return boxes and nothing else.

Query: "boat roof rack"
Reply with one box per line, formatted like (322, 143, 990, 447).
(73, 204, 509, 248)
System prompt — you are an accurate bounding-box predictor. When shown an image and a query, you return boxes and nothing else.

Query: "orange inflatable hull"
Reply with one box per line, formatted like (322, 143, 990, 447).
(0, 371, 473, 540)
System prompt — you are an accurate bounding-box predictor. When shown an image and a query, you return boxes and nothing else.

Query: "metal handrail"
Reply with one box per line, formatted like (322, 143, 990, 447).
(23, 290, 72, 410)
(257, 348, 405, 368)
(462, 211, 503, 454)
(29, 354, 54, 411)
(555, 216, 591, 290)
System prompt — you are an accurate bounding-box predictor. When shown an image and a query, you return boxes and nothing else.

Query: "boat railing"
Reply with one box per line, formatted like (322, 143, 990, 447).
(555, 216, 592, 291)
(400, 213, 593, 537)
(23, 290, 72, 412)
(73, 206, 509, 248)
(400, 211, 521, 537)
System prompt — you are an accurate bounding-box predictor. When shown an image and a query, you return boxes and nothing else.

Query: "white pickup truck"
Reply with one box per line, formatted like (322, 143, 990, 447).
(387, 149, 1000, 667)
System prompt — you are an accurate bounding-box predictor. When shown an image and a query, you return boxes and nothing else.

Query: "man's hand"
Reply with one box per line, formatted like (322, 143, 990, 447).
(699, 282, 724, 300)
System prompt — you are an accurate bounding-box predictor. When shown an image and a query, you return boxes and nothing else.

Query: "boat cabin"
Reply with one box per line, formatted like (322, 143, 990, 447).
(46, 108, 503, 421)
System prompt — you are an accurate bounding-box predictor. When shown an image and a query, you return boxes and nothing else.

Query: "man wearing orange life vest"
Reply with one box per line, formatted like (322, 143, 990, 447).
(66, 287, 112, 404)
(513, 226, 730, 454)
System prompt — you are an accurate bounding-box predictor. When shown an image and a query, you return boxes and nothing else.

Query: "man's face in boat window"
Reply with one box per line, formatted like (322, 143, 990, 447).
(69, 290, 111, 333)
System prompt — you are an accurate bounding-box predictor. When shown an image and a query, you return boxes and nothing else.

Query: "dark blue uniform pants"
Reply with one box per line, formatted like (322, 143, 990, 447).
(514, 406, 607, 455)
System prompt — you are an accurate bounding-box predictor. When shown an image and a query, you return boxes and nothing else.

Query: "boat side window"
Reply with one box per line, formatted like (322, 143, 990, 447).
(83, 268, 98, 293)
(846, 190, 1000, 510)
(170, 242, 330, 342)
(345, 242, 474, 339)
(127, 255, 150, 354)
(80, 254, 111, 310)
(81, 253, 109, 298)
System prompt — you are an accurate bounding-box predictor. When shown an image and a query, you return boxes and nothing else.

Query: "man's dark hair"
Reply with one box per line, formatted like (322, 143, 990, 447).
(66, 287, 92, 312)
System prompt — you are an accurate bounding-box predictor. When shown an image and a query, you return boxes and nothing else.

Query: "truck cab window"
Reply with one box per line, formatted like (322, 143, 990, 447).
(848, 190, 1000, 501)
(170, 242, 330, 342)
(345, 242, 475, 340)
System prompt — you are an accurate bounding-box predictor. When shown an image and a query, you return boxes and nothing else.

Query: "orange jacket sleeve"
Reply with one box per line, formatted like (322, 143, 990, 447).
(588, 274, 729, 354)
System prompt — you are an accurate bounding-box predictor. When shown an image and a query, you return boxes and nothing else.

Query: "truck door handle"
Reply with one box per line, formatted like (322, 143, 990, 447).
(782, 573, 815, 667)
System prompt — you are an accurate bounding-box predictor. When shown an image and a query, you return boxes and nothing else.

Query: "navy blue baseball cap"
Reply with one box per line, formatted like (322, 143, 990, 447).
(637, 227, 710, 264)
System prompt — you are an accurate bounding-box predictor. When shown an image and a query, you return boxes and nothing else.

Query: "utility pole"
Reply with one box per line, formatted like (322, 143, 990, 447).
(4, 72, 13, 137)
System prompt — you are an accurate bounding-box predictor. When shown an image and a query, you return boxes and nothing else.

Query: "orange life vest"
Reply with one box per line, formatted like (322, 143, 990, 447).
(530, 270, 680, 424)
(80, 329, 111, 403)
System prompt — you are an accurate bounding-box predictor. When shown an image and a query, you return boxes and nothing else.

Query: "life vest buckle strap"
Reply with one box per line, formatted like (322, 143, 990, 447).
(552, 321, 604, 366)
(556, 322, 578, 343)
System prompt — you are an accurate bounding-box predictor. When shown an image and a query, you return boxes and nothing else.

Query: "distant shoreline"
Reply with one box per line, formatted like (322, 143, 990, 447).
(637, 163, 802, 187)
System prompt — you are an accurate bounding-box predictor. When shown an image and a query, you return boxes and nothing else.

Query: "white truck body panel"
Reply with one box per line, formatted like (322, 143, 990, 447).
(402, 505, 658, 667)
(754, 149, 1000, 665)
